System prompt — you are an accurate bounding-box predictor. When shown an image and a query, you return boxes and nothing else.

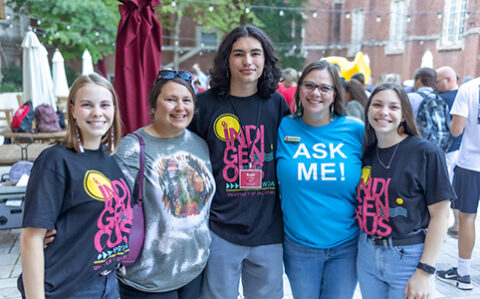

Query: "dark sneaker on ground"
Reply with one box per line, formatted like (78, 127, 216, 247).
(447, 226, 458, 239)
(436, 267, 473, 290)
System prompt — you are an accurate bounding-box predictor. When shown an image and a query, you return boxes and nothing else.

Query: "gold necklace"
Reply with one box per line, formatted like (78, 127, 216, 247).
(376, 142, 401, 169)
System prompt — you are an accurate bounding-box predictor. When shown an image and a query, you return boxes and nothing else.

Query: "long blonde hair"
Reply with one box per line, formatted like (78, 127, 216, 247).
(62, 73, 122, 154)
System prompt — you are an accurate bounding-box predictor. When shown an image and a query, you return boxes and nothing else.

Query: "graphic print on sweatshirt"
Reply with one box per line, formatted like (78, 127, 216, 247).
(84, 170, 132, 270)
(156, 152, 215, 218)
(355, 166, 408, 237)
(213, 113, 276, 194)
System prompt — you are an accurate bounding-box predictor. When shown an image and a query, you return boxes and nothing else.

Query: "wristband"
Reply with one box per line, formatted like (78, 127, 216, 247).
(417, 262, 436, 275)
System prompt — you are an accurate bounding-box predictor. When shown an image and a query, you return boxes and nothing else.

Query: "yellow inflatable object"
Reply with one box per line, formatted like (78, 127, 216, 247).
(322, 52, 371, 82)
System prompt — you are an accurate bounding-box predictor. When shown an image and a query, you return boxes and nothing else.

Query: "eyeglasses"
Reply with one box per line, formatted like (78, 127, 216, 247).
(301, 81, 335, 94)
(154, 70, 193, 85)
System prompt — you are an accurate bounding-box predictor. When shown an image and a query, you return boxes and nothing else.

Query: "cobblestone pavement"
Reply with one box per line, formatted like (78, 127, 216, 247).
(1, 219, 480, 298)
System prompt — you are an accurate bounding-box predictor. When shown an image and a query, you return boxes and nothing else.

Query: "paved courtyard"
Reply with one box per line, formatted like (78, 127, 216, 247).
(1, 219, 480, 298)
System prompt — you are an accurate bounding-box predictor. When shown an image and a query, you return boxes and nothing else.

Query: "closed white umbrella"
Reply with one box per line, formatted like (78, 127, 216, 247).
(52, 49, 69, 98)
(22, 28, 56, 109)
(82, 49, 94, 75)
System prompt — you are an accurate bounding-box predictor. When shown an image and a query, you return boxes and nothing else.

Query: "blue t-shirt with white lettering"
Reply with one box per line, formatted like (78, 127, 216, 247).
(276, 115, 364, 248)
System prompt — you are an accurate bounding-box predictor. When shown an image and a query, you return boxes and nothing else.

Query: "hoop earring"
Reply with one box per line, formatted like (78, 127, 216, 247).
(330, 104, 335, 122)
(75, 123, 85, 153)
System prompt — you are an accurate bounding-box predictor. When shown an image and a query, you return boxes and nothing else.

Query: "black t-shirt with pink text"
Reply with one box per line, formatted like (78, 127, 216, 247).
(355, 136, 455, 238)
(190, 90, 290, 246)
(19, 144, 132, 298)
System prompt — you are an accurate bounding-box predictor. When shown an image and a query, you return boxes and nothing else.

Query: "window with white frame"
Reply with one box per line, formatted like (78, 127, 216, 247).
(348, 9, 364, 57)
(195, 27, 219, 47)
(387, 0, 408, 53)
(441, 0, 468, 47)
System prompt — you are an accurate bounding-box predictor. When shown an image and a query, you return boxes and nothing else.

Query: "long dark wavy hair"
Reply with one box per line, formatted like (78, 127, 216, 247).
(363, 83, 420, 153)
(210, 24, 281, 99)
(293, 60, 346, 118)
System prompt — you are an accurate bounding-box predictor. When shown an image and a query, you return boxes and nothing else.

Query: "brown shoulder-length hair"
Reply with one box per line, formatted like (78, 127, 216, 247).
(62, 73, 122, 154)
(363, 83, 420, 153)
(293, 60, 346, 118)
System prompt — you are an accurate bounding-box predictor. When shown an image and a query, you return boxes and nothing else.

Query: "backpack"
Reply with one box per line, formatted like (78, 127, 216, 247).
(34, 104, 61, 132)
(8, 160, 33, 183)
(11, 101, 35, 133)
(415, 91, 452, 152)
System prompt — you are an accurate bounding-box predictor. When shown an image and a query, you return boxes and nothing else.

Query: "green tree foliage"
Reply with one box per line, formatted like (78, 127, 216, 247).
(157, 0, 261, 35)
(251, 0, 307, 70)
(7, 0, 119, 63)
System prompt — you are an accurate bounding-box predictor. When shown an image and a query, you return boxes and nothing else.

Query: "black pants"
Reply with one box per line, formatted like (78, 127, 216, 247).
(119, 273, 202, 299)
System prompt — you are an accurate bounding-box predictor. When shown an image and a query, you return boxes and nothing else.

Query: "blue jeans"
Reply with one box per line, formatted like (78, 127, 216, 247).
(283, 234, 358, 299)
(201, 231, 283, 299)
(357, 232, 425, 299)
(18, 270, 119, 299)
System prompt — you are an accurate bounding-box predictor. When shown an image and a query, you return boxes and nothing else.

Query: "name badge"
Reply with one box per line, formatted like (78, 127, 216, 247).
(284, 136, 301, 143)
(239, 169, 262, 189)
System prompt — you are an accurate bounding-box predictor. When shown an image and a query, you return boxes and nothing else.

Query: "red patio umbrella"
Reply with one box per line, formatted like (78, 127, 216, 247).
(114, 0, 162, 134)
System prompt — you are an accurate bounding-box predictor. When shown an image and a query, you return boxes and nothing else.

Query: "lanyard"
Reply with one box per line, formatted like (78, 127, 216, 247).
(229, 96, 262, 168)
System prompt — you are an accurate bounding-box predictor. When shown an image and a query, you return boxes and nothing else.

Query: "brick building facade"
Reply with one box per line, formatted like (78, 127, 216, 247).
(303, 0, 479, 83)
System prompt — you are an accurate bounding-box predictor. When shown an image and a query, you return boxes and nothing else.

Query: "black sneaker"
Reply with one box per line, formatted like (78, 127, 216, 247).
(436, 267, 473, 290)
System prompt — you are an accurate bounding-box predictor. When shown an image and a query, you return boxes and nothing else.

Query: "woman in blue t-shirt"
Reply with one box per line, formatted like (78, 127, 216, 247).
(355, 83, 454, 299)
(20, 73, 129, 298)
(276, 60, 364, 299)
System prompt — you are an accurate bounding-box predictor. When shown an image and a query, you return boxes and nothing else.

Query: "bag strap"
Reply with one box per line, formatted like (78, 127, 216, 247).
(132, 133, 145, 203)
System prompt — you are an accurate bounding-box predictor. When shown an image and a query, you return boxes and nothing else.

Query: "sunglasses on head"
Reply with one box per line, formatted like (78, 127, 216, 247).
(154, 70, 193, 84)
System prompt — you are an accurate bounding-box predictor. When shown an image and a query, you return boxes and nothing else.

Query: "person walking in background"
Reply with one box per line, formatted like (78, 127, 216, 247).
(435, 66, 462, 238)
(356, 83, 454, 299)
(189, 24, 290, 299)
(115, 70, 215, 298)
(344, 79, 368, 123)
(407, 67, 436, 117)
(278, 67, 298, 113)
(276, 60, 364, 299)
(192, 63, 209, 89)
(436, 76, 480, 291)
(19, 73, 129, 298)
(351, 72, 371, 97)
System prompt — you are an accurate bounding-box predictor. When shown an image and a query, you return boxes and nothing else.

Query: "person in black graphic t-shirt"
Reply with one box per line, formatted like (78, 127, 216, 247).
(19, 73, 130, 298)
(189, 25, 290, 299)
(355, 83, 455, 299)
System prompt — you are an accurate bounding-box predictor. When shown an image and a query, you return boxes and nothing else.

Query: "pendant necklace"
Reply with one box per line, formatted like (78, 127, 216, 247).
(376, 141, 401, 169)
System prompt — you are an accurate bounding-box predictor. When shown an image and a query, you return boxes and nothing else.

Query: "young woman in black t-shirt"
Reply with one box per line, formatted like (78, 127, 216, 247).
(19, 73, 129, 298)
(355, 83, 455, 299)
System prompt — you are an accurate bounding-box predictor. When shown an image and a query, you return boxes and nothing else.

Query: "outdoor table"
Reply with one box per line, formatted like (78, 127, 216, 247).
(0, 129, 66, 143)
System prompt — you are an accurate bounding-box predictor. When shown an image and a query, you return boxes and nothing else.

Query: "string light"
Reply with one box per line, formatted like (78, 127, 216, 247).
(437, 12, 442, 19)
(209, 5, 214, 12)
(67, 25, 71, 30)
(171, 0, 176, 7)
(245, 7, 250, 13)
(376, 15, 381, 22)
(279, 10, 284, 16)
(345, 12, 351, 19)
(37, 19, 41, 25)
(313, 11, 317, 18)
(407, 15, 411, 22)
